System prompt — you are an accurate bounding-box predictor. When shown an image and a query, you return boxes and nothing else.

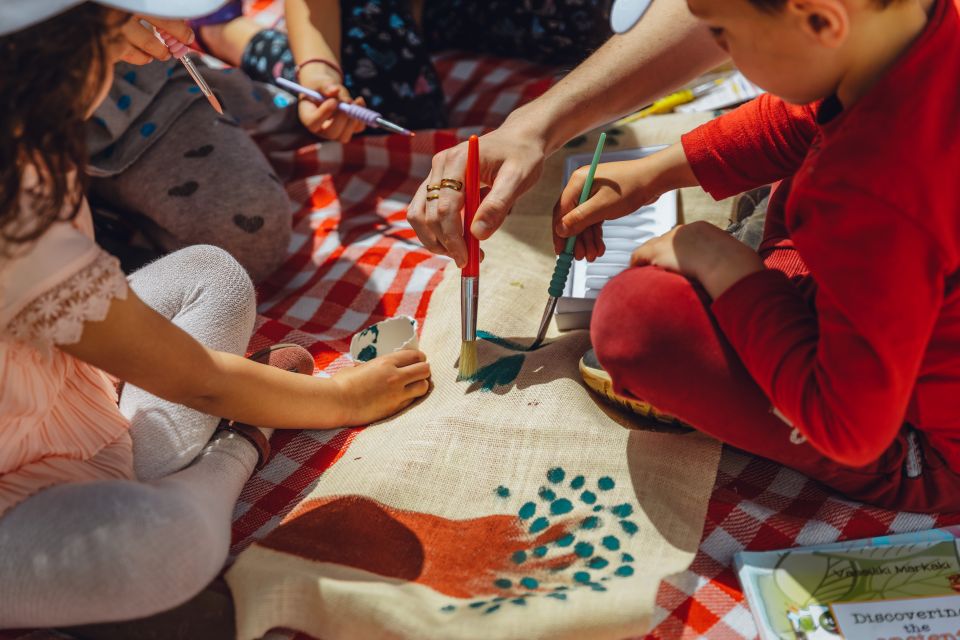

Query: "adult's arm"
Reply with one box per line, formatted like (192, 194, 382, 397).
(408, 0, 726, 266)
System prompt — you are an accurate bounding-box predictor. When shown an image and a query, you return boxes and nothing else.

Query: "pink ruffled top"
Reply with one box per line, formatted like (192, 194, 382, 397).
(0, 180, 134, 518)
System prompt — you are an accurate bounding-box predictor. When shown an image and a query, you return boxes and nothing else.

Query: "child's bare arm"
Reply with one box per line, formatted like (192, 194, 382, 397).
(284, 0, 365, 142)
(61, 291, 430, 430)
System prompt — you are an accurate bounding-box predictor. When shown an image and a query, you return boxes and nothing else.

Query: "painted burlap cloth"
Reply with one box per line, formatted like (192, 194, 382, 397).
(226, 124, 722, 640)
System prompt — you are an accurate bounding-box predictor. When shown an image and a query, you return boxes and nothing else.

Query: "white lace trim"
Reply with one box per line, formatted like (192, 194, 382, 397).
(7, 250, 128, 348)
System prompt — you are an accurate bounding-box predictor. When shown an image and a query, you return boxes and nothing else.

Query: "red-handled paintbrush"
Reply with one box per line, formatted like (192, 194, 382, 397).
(457, 134, 481, 380)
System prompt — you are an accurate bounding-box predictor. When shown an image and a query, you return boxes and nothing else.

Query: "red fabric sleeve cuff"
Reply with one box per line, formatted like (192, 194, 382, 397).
(681, 125, 742, 202)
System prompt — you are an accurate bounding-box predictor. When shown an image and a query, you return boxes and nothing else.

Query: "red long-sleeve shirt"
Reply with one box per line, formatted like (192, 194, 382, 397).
(680, 0, 960, 469)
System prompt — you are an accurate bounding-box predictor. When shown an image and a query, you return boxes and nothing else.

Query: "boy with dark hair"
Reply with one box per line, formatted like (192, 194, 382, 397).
(557, 0, 960, 511)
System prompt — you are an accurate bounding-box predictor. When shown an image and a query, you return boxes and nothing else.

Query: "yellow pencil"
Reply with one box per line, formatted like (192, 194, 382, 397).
(616, 79, 723, 125)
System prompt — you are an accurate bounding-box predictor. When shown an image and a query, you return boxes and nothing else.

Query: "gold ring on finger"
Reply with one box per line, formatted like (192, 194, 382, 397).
(440, 179, 463, 191)
(426, 192, 441, 201)
(426, 184, 443, 192)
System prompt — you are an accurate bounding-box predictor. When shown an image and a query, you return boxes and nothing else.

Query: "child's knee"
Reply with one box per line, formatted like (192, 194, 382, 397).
(229, 184, 292, 282)
(179, 244, 257, 327)
(592, 267, 697, 381)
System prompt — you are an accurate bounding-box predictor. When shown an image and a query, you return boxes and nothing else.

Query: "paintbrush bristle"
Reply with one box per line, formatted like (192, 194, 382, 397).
(457, 340, 479, 381)
(208, 94, 224, 115)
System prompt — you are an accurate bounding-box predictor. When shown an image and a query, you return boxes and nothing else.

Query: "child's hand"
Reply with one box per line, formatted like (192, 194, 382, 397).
(553, 159, 660, 261)
(552, 143, 698, 262)
(298, 67, 366, 143)
(332, 350, 432, 425)
(120, 16, 195, 65)
(630, 221, 765, 299)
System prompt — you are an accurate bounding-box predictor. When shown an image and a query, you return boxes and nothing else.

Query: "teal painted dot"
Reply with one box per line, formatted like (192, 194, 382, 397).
(357, 345, 377, 362)
(548, 592, 568, 600)
(622, 553, 635, 563)
(93, 116, 106, 128)
(518, 502, 536, 519)
(593, 505, 603, 512)
(591, 584, 608, 592)
(547, 467, 566, 484)
(495, 486, 510, 498)
(581, 516, 601, 529)
(570, 475, 585, 490)
(252, 90, 263, 102)
(619, 520, 639, 536)
(538, 487, 556, 501)
(533, 546, 548, 558)
(494, 578, 512, 589)
(511, 598, 527, 606)
(612, 504, 634, 517)
(166, 66, 176, 77)
(520, 577, 539, 590)
(123, 70, 137, 84)
(550, 498, 573, 515)
(580, 491, 597, 504)
(574, 542, 594, 558)
(616, 565, 635, 577)
(602, 536, 621, 551)
(140, 122, 156, 137)
(555, 534, 574, 547)
(512, 550, 527, 564)
(441, 605, 456, 613)
(529, 517, 549, 534)
(589, 556, 609, 569)
(573, 571, 591, 583)
(598, 477, 615, 491)
(116, 95, 131, 110)
(484, 604, 501, 614)
(273, 94, 291, 108)
(492, 597, 507, 603)
(188, 85, 202, 94)
(469, 601, 487, 608)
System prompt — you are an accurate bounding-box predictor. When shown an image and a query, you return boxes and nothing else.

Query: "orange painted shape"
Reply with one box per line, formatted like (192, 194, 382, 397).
(258, 495, 578, 599)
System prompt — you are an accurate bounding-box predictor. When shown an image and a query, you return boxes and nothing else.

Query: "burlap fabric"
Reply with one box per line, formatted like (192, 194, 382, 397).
(226, 115, 723, 640)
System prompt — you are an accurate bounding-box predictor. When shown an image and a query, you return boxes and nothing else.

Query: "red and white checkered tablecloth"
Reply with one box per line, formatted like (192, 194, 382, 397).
(223, 45, 960, 639)
(5, 6, 959, 640)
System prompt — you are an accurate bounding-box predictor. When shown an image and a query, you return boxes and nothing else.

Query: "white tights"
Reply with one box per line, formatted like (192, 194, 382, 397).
(0, 246, 261, 628)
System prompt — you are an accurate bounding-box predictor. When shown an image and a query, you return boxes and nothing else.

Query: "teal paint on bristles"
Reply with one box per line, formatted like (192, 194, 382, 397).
(531, 132, 607, 349)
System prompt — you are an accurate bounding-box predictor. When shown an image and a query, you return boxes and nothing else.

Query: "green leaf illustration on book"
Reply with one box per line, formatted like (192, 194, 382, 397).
(754, 541, 960, 639)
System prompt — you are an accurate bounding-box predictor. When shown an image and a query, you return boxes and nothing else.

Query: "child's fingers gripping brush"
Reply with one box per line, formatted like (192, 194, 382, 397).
(458, 135, 482, 380)
(531, 132, 607, 349)
(153, 27, 223, 115)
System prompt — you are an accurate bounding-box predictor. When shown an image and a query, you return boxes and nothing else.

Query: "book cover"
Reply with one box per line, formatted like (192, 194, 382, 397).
(736, 527, 960, 640)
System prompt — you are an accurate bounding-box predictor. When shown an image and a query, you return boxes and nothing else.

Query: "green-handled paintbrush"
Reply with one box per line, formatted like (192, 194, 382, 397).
(531, 132, 607, 349)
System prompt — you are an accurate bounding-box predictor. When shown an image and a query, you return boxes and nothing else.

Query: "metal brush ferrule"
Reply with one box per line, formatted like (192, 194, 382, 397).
(461, 276, 478, 342)
(531, 296, 559, 350)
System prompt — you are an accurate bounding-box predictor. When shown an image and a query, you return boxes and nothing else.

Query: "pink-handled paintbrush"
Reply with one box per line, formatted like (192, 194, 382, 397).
(154, 28, 223, 115)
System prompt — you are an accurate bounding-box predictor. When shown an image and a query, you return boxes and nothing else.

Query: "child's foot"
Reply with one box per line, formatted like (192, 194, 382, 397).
(332, 350, 432, 426)
(579, 348, 684, 425)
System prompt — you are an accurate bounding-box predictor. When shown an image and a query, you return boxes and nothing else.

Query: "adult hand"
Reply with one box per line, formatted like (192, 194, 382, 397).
(297, 66, 366, 143)
(408, 122, 549, 267)
(120, 16, 195, 65)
